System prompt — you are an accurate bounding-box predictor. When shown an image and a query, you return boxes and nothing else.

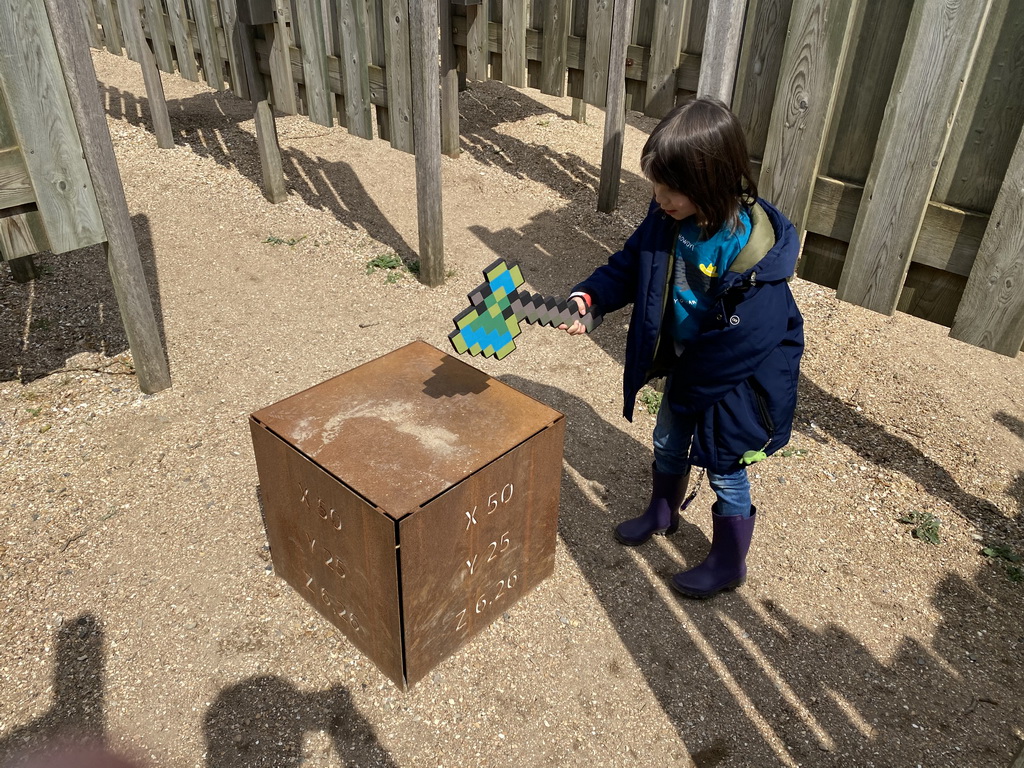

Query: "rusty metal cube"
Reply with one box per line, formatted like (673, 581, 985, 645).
(249, 341, 564, 688)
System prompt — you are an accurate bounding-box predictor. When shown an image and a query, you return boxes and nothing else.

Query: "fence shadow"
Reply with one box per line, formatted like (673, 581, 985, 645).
(0, 214, 164, 386)
(501, 373, 1023, 765)
(0, 614, 106, 762)
(203, 676, 397, 768)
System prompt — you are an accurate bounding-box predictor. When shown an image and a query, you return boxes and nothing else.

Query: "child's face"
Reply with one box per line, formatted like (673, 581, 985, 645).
(652, 182, 697, 221)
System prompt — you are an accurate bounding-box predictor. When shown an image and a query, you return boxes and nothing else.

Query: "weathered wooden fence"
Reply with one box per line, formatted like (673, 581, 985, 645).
(79, 0, 1024, 355)
(0, 0, 171, 392)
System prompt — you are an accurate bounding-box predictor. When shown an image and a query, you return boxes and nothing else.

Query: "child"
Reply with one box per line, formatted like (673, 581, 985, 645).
(563, 97, 804, 599)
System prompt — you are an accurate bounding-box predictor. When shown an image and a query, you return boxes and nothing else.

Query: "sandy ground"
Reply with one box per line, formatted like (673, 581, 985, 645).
(1, 51, 1023, 768)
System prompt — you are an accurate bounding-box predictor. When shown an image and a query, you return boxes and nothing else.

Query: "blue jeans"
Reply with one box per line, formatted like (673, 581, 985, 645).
(653, 397, 751, 517)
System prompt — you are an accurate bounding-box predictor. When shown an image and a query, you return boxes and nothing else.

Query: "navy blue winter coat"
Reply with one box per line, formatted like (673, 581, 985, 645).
(573, 198, 804, 473)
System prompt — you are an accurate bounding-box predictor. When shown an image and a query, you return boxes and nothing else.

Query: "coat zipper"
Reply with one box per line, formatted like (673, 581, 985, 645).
(647, 219, 679, 378)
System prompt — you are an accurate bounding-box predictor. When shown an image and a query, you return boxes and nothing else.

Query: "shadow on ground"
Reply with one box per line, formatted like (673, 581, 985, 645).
(503, 374, 1023, 766)
(0, 614, 396, 767)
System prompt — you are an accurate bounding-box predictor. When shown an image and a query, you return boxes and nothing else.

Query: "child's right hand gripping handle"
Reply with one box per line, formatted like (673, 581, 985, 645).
(566, 299, 603, 333)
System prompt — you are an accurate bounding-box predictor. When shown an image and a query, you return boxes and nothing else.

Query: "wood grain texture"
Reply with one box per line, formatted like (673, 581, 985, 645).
(294, 0, 332, 125)
(337, 0, 373, 137)
(820, 0, 910, 182)
(0, 147, 35, 210)
(583, 0, 613, 108)
(501, 0, 526, 87)
(268, 0, 298, 112)
(759, 0, 858, 231)
(45, 0, 171, 391)
(218, 0, 249, 96)
(643, 0, 685, 118)
(80, 0, 104, 49)
(465, 0, 489, 81)
(0, 0, 106, 254)
(598, 0, 636, 212)
(932, 0, 1024, 213)
(732, 0, 793, 158)
(238, 18, 288, 202)
(0, 208, 49, 261)
(384, 0, 415, 152)
(440, 0, 459, 157)
(143, 0, 175, 71)
(166, 0, 199, 80)
(189, 0, 223, 87)
(836, 0, 993, 315)
(95, 0, 125, 54)
(539, 0, 569, 95)
(696, 0, 746, 106)
(408, 0, 444, 285)
(124, 0, 174, 147)
(950, 124, 1024, 354)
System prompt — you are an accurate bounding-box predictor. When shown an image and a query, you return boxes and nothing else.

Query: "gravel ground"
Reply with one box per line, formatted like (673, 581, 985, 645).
(1, 52, 1022, 768)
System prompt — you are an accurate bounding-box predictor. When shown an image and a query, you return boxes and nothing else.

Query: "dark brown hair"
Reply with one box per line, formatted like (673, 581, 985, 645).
(641, 97, 757, 234)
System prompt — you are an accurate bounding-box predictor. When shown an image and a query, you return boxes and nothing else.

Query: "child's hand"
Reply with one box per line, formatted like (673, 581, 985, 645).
(560, 296, 590, 336)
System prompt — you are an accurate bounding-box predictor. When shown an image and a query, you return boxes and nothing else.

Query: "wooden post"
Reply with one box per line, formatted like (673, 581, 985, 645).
(697, 0, 748, 107)
(409, 0, 445, 286)
(7, 255, 39, 283)
(44, 0, 172, 392)
(836, 0, 993, 315)
(502, 0, 526, 88)
(758, 0, 859, 232)
(439, 0, 460, 158)
(949, 122, 1024, 355)
(237, 16, 288, 203)
(124, 0, 174, 148)
(540, 0, 570, 97)
(597, 0, 635, 213)
(644, 0, 686, 118)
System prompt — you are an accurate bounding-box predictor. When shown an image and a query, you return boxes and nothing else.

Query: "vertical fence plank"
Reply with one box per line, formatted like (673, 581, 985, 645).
(339, 0, 374, 137)
(583, 0, 613, 107)
(501, 0, 526, 87)
(219, 0, 250, 97)
(696, 0, 746, 106)
(440, 0, 459, 156)
(837, 0, 993, 315)
(644, 0, 685, 118)
(465, 0, 489, 81)
(758, 0, 858, 232)
(190, 0, 223, 88)
(539, 0, 569, 95)
(80, 0, 104, 49)
(268, 0, 298, 113)
(143, 0, 175, 71)
(44, 0, 172, 392)
(819, 0, 910, 182)
(367, 0, 390, 137)
(932, 0, 1024, 213)
(384, 0, 415, 151)
(732, 0, 793, 159)
(96, 0, 125, 54)
(598, 0, 636, 212)
(166, 0, 198, 80)
(408, 0, 444, 285)
(294, 0, 332, 125)
(124, 0, 174, 147)
(238, 16, 288, 202)
(950, 124, 1024, 355)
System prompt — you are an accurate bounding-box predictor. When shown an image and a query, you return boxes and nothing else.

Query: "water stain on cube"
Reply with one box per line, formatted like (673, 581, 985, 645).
(249, 341, 565, 688)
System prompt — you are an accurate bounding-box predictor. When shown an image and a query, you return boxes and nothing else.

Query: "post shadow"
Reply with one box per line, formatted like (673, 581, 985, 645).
(203, 676, 397, 768)
(500, 373, 1024, 765)
(0, 214, 164, 386)
(0, 614, 106, 762)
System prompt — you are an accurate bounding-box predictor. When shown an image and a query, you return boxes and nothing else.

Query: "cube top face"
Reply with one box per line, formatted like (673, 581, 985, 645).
(250, 341, 561, 519)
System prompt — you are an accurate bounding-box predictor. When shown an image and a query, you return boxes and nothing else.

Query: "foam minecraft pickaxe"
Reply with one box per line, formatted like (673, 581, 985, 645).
(448, 258, 603, 359)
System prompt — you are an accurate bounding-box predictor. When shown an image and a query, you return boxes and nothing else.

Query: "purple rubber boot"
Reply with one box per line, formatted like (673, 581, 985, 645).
(671, 506, 756, 598)
(613, 463, 691, 546)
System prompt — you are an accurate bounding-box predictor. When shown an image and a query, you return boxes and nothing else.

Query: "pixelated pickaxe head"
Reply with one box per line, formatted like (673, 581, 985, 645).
(448, 259, 602, 359)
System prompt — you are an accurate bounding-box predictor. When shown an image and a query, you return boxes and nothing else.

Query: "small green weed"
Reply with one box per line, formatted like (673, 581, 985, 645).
(24, 406, 43, 418)
(30, 317, 52, 332)
(781, 448, 809, 458)
(898, 510, 941, 545)
(637, 387, 663, 415)
(981, 544, 1023, 583)
(365, 253, 404, 274)
(265, 235, 307, 246)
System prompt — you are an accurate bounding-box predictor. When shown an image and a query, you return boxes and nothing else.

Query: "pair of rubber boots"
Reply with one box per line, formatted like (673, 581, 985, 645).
(613, 462, 755, 599)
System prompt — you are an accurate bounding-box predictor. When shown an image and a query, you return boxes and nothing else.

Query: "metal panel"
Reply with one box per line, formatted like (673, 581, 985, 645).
(399, 418, 564, 687)
(251, 341, 563, 519)
(250, 418, 406, 686)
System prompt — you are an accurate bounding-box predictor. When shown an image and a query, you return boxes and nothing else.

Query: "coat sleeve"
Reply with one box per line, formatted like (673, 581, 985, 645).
(668, 280, 793, 413)
(572, 201, 658, 314)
